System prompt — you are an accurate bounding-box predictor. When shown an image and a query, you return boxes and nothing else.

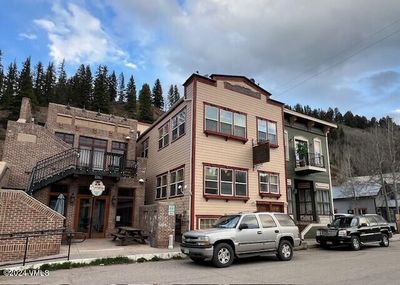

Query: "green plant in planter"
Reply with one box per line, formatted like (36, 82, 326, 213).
(296, 143, 309, 165)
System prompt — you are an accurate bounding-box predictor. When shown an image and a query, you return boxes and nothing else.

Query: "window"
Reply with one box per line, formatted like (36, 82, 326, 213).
(257, 119, 277, 145)
(259, 172, 280, 195)
(111, 141, 127, 167)
(170, 167, 184, 197)
(204, 104, 247, 140)
(284, 131, 289, 161)
(55, 132, 74, 146)
(78, 136, 107, 170)
(156, 173, 167, 199)
(240, 215, 260, 229)
(259, 214, 277, 228)
(198, 217, 219, 229)
(141, 139, 149, 158)
(316, 190, 331, 215)
(366, 216, 378, 226)
(172, 109, 186, 140)
(204, 165, 248, 197)
(274, 214, 296, 227)
(299, 189, 313, 215)
(158, 123, 169, 149)
(205, 105, 218, 132)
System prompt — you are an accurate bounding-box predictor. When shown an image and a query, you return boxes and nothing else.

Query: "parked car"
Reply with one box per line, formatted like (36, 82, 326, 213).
(316, 214, 392, 250)
(180, 212, 301, 267)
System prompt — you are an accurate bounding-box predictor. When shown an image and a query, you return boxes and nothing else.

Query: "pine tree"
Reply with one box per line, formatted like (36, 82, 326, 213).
(43, 62, 56, 105)
(83, 65, 93, 107)
(117, 72, 125, 103)
(152, 78, 164, 109)
(55, 60, 68, 104)
(18, 57, 35, 100)
(34, 62, 45, 105)
(167, 84, 174, 108)
(138, 83, 153, 123)
(92, 65, 110, 113)
(126, 75, 137, 116)
(0, 50, 4, 100)
(1, 61, 18, 108)
(173, 84, 180, 103)
(108, 71, 117, 102)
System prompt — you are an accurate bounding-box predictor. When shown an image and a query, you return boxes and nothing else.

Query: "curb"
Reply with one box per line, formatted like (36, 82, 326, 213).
(1, 251, 186, 271)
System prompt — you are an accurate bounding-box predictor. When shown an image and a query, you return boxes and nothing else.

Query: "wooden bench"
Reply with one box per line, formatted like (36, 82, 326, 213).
(111, 227, 147, 246)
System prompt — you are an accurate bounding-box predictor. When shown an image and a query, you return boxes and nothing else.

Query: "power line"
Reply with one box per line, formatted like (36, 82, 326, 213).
(277, 25, 400, 96)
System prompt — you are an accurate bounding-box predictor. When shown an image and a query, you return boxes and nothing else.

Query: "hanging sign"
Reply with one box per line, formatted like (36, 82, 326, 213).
(90, 180, 105, 196)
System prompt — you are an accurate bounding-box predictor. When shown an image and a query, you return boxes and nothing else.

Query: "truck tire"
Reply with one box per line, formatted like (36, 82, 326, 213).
(276, 240, 293, 261)
(350, 235, 361, 251)
(212, 243, 234, 268)
(320, 241, 330, 249)
(380, 233, 389, 247)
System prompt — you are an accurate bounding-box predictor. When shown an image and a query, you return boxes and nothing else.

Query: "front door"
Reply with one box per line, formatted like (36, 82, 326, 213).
(295, 180, 316, 222)
(76, 196, 109, 238)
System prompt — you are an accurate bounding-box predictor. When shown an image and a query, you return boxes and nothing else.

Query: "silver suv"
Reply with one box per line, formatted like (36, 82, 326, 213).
(181, 212, 301, 267)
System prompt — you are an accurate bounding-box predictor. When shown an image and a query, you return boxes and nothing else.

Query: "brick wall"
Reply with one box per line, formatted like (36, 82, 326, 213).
(0, 190, 65, 263)
(2, 121, 70, 189)
(139, 202, 175, 248)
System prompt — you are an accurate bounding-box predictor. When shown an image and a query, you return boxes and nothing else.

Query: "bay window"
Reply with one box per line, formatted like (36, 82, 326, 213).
(220, 169, 233, 195)
(220, 110, 233, 135)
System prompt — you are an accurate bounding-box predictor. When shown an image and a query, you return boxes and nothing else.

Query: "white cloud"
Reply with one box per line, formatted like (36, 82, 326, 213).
(106, 0, 400, 119)
(18, 33, 37, 40)
(34, 3, 135, 67)
(125, 62, 137, 69)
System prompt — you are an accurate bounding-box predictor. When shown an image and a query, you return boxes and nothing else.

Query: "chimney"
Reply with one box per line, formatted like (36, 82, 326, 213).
(16, 97, 33, 123)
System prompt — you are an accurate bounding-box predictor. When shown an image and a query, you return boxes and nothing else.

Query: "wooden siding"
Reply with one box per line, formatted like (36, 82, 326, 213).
(193, 79, 286, 228)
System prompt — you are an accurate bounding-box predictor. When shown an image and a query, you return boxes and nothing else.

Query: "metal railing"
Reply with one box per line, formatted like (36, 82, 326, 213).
(27, 148, 138, 193)
(0, 229, 86, 267)
(295, 152, 325, 168)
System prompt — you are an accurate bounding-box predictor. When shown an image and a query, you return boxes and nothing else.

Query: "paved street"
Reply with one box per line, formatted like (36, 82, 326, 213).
(2, 241, 400, 285)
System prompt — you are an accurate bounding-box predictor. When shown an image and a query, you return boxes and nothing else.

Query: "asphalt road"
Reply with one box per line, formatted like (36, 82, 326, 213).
(2, 241, 400, 285)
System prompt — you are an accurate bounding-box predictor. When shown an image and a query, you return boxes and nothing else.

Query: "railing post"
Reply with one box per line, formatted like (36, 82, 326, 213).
(23, 236, 29, 266)
(67, 233, 72, 261)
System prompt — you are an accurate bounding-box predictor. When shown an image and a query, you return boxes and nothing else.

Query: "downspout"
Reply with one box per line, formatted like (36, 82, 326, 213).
(187, 94, 193, 231)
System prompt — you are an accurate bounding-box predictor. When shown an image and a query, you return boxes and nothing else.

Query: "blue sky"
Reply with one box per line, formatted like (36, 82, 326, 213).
(1, 0, 400, 121)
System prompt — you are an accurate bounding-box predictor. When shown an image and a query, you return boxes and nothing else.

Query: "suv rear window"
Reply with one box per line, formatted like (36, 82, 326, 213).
(274, 214, 296, 227)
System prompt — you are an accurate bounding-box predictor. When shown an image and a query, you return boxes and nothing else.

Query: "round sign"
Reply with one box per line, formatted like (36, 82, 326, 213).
(90, 180, 105, 196)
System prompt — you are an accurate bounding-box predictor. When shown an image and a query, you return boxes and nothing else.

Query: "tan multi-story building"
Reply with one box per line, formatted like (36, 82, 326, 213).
(1, 98, 146, 238)
(137, 74, 287, 236)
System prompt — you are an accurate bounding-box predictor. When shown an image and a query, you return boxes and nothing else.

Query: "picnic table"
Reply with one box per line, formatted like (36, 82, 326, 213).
(111, 226, 148, 246)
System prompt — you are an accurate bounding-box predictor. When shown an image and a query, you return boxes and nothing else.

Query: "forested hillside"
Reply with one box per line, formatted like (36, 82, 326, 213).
(0, 50, 181, 123)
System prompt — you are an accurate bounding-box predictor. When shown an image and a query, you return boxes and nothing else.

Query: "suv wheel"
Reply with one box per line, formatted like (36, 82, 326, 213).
(350, 235, 361, 251)
(212, 243, 234, 268)
(277, 240, 293, 261)
(320, 241, 330, 249)
(380, 234, 389, 247)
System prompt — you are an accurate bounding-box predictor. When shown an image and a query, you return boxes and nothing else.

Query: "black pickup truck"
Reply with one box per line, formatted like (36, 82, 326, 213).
(316, 214, 392, 250)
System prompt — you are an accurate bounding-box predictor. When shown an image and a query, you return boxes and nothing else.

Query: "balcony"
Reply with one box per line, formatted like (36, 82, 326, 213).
(295, 153, 326, 174)
(28, 148, 137, 193)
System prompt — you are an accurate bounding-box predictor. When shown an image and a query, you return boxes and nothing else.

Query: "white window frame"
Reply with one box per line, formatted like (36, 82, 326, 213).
(172, 109, 186, 141)
(198, 217, 219, 229)
(219, 109, 233, 135)
(257, 118, 278, 145)
(170, 167, 184, 197)
(259, 172, 280, 194)
(158, 123, 169, 149)
(156, 173, 168, 200)
(204, 165, 248, 197)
